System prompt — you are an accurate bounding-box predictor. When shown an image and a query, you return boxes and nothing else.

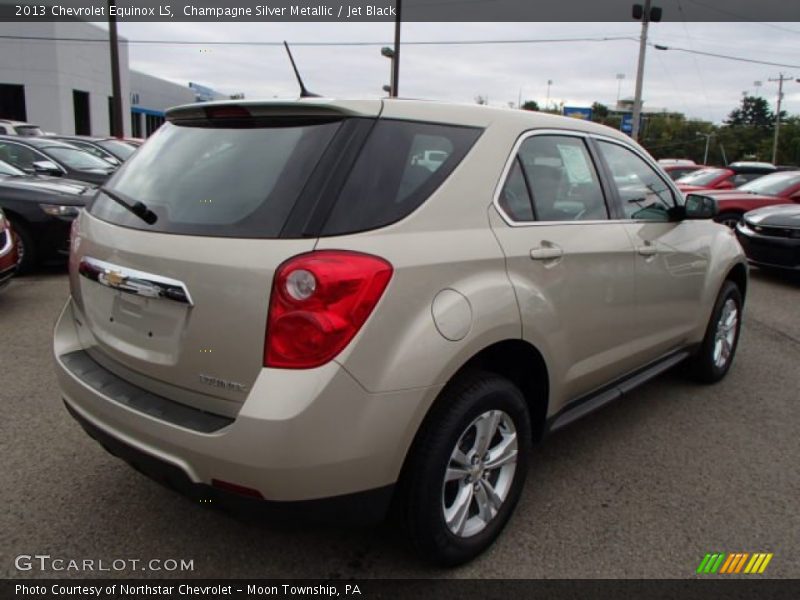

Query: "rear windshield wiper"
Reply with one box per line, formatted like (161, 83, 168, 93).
(99, 187, 157, 225)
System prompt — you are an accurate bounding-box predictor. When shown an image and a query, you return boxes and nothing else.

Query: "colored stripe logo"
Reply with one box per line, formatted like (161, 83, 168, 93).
(696, 552, 773, 574)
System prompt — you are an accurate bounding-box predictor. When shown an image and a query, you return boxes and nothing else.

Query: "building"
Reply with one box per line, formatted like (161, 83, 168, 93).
(129, 71, 194, 137)
(0, 21, 224, 137)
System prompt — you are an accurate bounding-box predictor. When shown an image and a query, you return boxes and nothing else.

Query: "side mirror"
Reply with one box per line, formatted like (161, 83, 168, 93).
(716, 180, 735, 190)
(684, 194, 718, 219)
(32, 160, 62, 176)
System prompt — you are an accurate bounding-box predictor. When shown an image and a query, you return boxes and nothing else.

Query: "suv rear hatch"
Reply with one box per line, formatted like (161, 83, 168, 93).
(68, 101, 382, 417)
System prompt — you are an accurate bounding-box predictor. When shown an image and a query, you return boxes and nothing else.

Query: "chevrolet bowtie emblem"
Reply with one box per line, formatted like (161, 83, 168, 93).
(105, 270, 126, 287)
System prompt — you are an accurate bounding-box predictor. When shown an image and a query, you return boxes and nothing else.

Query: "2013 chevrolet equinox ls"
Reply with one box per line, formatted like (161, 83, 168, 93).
(54, 99, 747, 565)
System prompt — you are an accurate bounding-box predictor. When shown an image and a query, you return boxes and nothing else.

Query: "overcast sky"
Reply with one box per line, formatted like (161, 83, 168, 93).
(116, 21, 800, 123)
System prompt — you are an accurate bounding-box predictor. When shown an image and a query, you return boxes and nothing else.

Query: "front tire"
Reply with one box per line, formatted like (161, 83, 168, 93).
(403, 372, 532, 566)
(690, 281, 743, 383)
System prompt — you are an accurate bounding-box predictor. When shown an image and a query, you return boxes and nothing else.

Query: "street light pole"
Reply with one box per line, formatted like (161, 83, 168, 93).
(697, 132, 713, 164)
(107, 0, 124, 137)
(391, 0, 402, 97)
(631, 0, 652, 142)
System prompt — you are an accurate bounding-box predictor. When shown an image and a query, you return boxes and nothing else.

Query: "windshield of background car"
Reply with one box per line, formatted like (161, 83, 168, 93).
(0, 159, 25, 176)
(676, 168, 727, 185)
(97, 139, 136, 160)
(90, 119, 342, 237)
(739, 172, 800, 196)
(44, 146, 113, 171)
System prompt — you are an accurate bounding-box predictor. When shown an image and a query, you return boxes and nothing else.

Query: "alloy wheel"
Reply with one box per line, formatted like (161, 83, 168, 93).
(442, 410, 518, 538)
(713, 298, 739, 369)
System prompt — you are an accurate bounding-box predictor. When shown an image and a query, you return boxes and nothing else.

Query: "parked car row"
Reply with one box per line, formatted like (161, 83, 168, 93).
(0, 128, 141, 279)
(699, 170, 800, 228)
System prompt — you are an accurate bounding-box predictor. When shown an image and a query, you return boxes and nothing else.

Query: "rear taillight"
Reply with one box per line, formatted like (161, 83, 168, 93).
(264, 251, 393, 369)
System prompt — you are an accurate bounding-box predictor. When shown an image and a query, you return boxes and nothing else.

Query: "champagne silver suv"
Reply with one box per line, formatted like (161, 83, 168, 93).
(54, 99, 747, 565)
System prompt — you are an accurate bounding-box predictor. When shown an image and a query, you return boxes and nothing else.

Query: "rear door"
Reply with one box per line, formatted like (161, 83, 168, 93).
(69, 105, 380, 416)
(490, 132, 639, 406)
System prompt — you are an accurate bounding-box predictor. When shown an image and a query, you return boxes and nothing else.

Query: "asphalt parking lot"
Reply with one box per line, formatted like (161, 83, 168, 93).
(1, 268, 798, 579)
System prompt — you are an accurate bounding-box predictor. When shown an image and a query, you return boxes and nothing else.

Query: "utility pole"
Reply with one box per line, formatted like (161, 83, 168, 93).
(768, 73, 792, 164)
(631, 1, 661, 142)
(108, 0, 124, 137)
(545, 80, 552, 110)
(391, 0, 402, 97)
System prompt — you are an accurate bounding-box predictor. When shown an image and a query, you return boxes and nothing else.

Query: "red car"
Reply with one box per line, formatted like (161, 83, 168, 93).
(691, 171, 800, 228)
(677, 162, 776, 193)
(659, 160, 705, 181)
(0, 208, 19, 291)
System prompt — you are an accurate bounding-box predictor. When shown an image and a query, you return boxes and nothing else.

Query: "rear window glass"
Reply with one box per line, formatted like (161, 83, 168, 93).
(90, 120, 341, 237)
(321, 120, 482, 235)
(15, 125, 43, 136)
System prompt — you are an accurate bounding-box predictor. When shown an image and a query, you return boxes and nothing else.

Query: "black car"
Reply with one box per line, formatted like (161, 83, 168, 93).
(47, 135, 137, 165)
(736, 204, 800, 272)
(0, 159, 95, 272)
(0, 135, 115, 185)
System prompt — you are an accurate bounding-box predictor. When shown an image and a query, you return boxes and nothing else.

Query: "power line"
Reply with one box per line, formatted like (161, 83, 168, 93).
(651, 43, 800, 69)
(4, 31, 797, 69)
(0, 34, 638, 46)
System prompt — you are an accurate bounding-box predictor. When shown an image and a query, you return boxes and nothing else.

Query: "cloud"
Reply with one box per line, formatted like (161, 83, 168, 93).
(117, 21, 800, 123)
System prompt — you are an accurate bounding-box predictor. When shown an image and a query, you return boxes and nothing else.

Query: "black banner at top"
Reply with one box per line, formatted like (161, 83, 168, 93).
(1, 0, 799, 22)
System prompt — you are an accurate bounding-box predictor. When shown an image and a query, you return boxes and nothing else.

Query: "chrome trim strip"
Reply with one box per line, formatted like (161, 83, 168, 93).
(78, 256, 194, 306)
(491, 128, 683, 228)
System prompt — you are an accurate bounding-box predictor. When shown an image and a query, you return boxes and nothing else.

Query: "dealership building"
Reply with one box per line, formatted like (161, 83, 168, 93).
(0, 21, 227, 137)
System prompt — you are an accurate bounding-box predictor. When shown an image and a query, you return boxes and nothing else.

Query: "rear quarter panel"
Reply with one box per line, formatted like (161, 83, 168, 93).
(319, 119, 526, 395)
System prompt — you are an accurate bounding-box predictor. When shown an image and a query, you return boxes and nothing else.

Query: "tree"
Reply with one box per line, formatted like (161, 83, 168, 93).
(725, 96, 774, 129)
(474, 95, 488, 105)
(591, 102, 609, 120)
(521, 100, 539, 111)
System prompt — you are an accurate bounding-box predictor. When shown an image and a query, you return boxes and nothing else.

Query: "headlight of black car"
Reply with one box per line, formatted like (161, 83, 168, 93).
(40, 204, 82, 219)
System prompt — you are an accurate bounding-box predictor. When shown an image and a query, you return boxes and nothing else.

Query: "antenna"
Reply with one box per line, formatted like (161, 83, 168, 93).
(283, 41, 320, 98)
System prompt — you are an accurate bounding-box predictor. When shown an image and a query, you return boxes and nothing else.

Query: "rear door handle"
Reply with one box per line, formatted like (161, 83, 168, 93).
(530, 243, 564, 261)
(636, 243, 658, 257)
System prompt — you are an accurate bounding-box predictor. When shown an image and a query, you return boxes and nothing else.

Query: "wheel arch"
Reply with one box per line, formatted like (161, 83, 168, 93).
(725, 261, 748, 304)
(398, 338, 550, 483)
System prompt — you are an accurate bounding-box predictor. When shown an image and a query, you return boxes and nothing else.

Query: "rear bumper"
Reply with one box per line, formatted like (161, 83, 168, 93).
(54, 298, 437, 508)
(65, 401, 394, 522)
(736, 223, 800, 271)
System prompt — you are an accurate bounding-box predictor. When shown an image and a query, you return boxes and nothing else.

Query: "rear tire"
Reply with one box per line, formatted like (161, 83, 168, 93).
(403, 371, 531, 566)
(689, 281, 743, 383)
(9, 219, 36, 274)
